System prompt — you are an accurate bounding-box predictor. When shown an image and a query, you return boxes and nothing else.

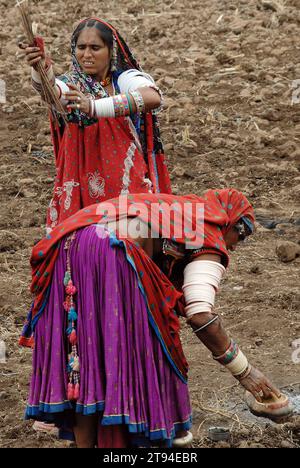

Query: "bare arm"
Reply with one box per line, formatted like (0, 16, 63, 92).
(186, 254, 281, 401)
(137, 86, 161, 112)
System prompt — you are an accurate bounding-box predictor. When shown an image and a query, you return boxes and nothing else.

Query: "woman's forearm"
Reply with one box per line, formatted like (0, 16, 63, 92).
(189, 312, 251, 380)
(189, 312, 231, 356)
(31, 65, 69, 106)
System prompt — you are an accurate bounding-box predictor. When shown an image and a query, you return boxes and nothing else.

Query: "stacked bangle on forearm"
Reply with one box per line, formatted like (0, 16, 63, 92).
(92, 93, 134, 119)
(235, 363, 252, 381)
(129, 89, 145, 113)
(126, 93, 133, 115)
(113, 94, 130, 117)
(213, 339, 250, 378)
(93, 96, 115, 118)
(213, 339, 239, 365)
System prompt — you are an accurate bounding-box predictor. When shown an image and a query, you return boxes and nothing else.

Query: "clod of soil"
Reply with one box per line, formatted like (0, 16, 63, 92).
(276, 241, 300, 262)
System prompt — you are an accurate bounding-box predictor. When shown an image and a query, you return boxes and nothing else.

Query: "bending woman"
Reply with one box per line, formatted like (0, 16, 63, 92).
(20, 189, 280, 447)
(21, 18, 171, 233)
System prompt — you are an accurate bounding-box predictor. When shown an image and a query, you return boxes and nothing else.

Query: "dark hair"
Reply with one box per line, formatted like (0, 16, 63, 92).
(73, 19, 113, 50)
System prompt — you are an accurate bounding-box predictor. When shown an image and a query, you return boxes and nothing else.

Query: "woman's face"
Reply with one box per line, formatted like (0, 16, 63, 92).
(75, 27, 111, 79)
(224, 226, 241, 251)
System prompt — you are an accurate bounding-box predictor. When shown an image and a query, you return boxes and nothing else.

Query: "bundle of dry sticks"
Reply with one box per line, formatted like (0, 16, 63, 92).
(16, 0, 67, 123)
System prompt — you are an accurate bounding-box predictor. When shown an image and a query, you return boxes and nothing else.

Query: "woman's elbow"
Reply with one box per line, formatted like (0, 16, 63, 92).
(150, 91, 162, 109)
(188, 312, 216, 328)
(139, 88, 161, 111)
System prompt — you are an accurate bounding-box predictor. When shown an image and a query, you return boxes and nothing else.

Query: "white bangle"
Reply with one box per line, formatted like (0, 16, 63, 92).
(56, 79, 70, 105)
(183, 261, 225, 319)
(94, 97, 115, 118)
(185, 302, 213, 317)
(225, 349, 249, 376)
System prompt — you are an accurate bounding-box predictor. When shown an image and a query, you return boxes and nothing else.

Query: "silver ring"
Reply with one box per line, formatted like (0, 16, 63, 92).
(77, 103, 80, 109)
(77, 96, 81, 102)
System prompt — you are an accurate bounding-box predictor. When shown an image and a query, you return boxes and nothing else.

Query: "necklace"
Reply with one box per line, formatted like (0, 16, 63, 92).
(100, 75, 112, 87)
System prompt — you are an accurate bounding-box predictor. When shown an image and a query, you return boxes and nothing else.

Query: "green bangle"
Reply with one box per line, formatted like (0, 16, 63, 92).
(126, 93, 133, 115)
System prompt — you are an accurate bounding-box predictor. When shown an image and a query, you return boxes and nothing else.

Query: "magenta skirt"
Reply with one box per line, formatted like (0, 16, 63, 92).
(25, 226, 192, 446)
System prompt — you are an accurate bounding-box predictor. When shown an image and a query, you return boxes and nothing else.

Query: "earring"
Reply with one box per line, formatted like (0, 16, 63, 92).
(111, 35, 118, 72)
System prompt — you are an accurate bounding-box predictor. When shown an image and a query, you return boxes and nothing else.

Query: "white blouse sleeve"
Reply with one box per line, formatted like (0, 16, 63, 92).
(55, 79, 70, 106)
(31, 67, 70, 106)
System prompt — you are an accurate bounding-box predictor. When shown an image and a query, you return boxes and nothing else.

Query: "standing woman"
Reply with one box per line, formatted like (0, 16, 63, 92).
(22, 18, 171, 233)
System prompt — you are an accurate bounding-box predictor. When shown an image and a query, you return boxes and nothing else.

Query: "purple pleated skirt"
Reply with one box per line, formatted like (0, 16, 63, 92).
(25, 226, 192, 445)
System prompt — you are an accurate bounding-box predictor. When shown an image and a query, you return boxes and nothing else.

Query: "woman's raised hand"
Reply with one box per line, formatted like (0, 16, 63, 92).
(19, 42, 45, 68)
(237, 366, 281, 402)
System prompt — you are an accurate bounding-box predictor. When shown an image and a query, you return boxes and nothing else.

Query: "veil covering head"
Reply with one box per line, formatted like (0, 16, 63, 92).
(69, 18, 142, 96)
(203, 188, 255, 234)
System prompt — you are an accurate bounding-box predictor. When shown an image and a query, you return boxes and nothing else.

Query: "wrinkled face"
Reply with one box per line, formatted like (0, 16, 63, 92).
(224, 226, 243, 251)
(75, 27, 111, 78)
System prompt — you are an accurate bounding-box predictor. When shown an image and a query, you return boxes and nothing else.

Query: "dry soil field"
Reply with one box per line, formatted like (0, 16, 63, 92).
(0, 0, 299, 448)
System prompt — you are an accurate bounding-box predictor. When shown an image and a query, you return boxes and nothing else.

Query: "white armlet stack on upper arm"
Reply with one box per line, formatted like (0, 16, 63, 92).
(183, 260, 226, 318)
(118, 69, 162, 111)
(117, 69, 156, 94)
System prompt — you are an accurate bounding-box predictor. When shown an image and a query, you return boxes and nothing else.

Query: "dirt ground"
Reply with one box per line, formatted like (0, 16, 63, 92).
(0, 0, 299, 448)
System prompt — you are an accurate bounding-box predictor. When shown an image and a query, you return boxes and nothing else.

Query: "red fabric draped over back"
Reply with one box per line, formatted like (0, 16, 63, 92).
(20, 189, 255, 374)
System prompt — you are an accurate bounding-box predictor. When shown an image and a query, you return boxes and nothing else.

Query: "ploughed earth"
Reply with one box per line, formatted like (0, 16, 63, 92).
(0, 0, 299, 448)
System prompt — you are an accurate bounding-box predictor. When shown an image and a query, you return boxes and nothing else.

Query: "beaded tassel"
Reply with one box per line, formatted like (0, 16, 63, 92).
(64, 232, 80, 402)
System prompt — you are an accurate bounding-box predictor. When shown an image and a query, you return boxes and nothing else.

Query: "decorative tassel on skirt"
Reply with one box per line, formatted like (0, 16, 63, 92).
(64, 232, 80, 401)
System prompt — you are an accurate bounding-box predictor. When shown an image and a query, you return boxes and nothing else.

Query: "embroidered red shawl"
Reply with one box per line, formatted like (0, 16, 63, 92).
(20, 189, 254, 380)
